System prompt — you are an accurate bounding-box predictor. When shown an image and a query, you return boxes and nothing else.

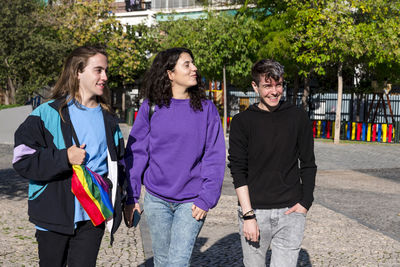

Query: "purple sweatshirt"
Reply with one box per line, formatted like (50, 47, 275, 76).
(124, 98, 226, 211)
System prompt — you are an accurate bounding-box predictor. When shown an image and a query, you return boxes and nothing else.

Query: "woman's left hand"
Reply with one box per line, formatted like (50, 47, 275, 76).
(191, 204, 207, 221)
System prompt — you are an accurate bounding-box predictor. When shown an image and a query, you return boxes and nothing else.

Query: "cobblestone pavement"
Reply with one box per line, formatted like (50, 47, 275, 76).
(0, 144, 145, 267)
(1, 139, 400, 266)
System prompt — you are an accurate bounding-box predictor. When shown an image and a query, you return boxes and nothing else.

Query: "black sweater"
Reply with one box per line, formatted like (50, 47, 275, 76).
(228, 102, 317, 210)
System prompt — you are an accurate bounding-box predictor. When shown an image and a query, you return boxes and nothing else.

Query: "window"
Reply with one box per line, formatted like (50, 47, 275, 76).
(152, 0, 206, 9)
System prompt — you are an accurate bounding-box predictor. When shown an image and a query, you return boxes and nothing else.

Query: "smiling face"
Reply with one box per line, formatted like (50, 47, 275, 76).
(78, 53, 108, 102)
(252, 75, 283, 112)
(167, 52, 198, 97)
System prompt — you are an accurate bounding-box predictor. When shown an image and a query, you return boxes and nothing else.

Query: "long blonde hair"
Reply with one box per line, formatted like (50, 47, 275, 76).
(51, 46, 112, 120)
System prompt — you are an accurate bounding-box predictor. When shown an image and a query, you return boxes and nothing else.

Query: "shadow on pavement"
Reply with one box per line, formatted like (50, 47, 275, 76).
(0, 168, 28, 200)
(191, 234, 243, 266)
(143, 233, 311, 267)
(355, 168, 400, 183)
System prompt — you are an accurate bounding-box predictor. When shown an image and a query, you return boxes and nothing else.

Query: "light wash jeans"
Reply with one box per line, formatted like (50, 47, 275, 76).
(239, 207, 306, 267)
(144, 192, 205, 267)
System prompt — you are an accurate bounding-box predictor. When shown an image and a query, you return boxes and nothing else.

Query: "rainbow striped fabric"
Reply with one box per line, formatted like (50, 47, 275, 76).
(71, 165, 114, 226)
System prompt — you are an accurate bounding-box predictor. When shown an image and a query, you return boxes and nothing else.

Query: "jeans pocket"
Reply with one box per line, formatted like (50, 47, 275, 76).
(294, 211, 307, 217)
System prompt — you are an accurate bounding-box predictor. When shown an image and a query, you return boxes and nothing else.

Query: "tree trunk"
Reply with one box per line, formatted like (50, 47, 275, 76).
(301, 76, 310, 111)
(3, 88, 10, 105)
(334, 63, 343, 145)
(122, 86, 126, 117)
(223, 65, 227, 137)
(7, 76, 16, 105)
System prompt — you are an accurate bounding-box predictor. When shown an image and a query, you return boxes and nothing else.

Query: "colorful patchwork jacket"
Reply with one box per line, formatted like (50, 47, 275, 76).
(13, 98, 125, 239)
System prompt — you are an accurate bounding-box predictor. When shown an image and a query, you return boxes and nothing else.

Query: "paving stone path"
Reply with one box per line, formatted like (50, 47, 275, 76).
(1, 136, 400, 266)
(0, 144, 145, 267)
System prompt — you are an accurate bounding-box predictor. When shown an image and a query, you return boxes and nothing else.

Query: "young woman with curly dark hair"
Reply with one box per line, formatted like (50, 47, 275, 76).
(124, 47, 226, 267)
(140, 47, 207, 111)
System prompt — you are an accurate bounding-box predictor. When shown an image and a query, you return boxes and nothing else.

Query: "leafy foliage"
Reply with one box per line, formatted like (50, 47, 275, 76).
(156, 11, 261, 88)
(49, 0, 150, 88)
(0, 0, 69, 104)
(290, 0, 400, 82)
(2, 0, 400, 107)
(0, 0, 152, 104)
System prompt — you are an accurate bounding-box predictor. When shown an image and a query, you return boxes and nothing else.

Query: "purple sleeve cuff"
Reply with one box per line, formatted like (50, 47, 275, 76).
(193, 198, 209, 212)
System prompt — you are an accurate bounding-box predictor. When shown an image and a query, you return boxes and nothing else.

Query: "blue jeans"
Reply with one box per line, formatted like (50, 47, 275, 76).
(239, 207, 306, 267)
(144, 192, 205, 267)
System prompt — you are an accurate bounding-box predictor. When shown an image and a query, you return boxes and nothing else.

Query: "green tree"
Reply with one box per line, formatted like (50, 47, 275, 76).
(290, 0, 400, 144)
(156, 12, 260, 135)
(0, 0, 69, 104)
(157, 12, 260, 88)
(239, 1, 316, 108)
(0, 0, 152, 107)
(50, 0, 150, 89)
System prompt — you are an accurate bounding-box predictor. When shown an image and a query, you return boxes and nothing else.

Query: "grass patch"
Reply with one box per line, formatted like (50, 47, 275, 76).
(14, 234, 32, 240)
(0, 104, 23, 110)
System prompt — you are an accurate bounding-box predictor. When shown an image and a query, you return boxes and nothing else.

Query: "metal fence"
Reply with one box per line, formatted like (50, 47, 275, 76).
(228, 90, 400, 124)
(305, 93, 399, 124)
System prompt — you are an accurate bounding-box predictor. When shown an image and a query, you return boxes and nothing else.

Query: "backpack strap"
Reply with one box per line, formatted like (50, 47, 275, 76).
(70, 121, 80, 147)
(149, 102, 156, 122)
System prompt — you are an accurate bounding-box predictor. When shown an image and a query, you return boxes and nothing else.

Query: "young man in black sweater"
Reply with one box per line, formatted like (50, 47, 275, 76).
(228, 59, 317, 267)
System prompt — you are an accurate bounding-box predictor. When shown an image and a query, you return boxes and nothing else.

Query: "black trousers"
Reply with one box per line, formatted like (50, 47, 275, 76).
(35, 221, 105, 267)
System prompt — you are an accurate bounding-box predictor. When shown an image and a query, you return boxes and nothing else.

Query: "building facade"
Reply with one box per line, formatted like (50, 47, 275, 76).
(112, 0, 241, 26)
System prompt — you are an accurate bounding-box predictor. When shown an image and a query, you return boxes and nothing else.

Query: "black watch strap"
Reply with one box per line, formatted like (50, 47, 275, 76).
(243, 214, 256, 220)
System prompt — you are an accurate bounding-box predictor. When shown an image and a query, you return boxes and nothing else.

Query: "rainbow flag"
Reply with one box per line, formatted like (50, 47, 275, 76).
(71, 165, 113, 226)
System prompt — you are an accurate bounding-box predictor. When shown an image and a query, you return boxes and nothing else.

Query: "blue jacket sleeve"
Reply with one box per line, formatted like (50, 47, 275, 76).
(194, 103, 226, 211)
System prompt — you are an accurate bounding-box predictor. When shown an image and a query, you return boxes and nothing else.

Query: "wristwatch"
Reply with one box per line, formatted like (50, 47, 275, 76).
(242, 209, 256, 220)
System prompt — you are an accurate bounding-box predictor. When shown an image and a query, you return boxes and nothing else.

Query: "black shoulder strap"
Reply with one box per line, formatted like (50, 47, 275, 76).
(70, 122, 80, 147)
(149, 103, 156, 121)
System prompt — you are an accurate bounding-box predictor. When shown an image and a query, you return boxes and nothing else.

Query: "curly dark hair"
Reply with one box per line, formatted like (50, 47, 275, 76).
(140, 47, 207, 111)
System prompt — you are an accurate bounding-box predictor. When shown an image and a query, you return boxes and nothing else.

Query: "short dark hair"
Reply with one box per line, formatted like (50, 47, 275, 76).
(251, 59, 284, 86)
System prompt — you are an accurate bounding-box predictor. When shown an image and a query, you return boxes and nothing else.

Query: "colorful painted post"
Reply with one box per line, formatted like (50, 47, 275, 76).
(326, 121, 331, 139)
(351, 122, 356, 140)
(388, 124, 393, 143)
(317, 120, 322, 138)
(372, 124, 377, 142)
(377, 124, 382, 142)
(322, 121, 326, 138)
(367, 123, 372, 142)
(346, 122, 351, 140)
(356, 123, 362, 141)
(227, 117, 231, 129)
(313, 121, 317, 138)
(382, 124, 387, 143)
(361, 123, 367, 141)
(393, 126, 396, 142)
